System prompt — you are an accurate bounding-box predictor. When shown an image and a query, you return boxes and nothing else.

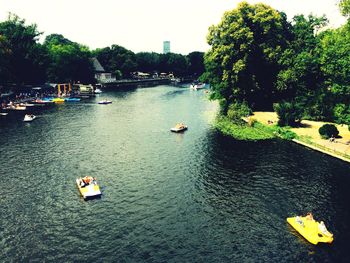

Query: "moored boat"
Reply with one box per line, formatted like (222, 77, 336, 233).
(287, 214, 333, 245)
(52, 98, 65, 103)
(190, 83, 206, 90)
(76, 176, 102, 200)
(94, 88, 102, 94)
(30, 98, 55, 105)
(23, 114, 37, 122)
(64, 97, 81, 102)
(171, 123, 188, 132)
(3, 104, 27, 111)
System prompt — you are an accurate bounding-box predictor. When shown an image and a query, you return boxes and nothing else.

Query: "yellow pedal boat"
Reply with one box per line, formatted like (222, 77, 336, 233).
(76, 176, 101, 200)
(287, 215, 333, 245)
(52, 98, 65, 103)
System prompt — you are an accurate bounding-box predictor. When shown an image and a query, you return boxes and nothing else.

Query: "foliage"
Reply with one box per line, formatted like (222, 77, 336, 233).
(318, 124, 339, 139)
(44, 34, 94, 83)
(276, 15, 327, 102)
(226, 101, 251, 122)
(93, 45, 137, 78)
(273, 101, 303, 127)
(271, 126, 297, 140)
(187, 51, 205, 77)
(214, 116, 275, 141)
(0, 13, 48, 85)
(333, 103, 350, 125)
(203, 1, 291, 111)
(135, 52, 160, 73)
(158, 53, 189, 77)
(339, 0, 350, 17)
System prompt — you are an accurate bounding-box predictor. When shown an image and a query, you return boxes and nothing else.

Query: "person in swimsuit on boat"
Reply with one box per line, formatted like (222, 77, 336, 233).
(306, 212, 314, 220)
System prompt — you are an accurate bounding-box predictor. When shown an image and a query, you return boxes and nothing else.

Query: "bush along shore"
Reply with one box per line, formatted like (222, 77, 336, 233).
(213, 115, 297, 141)
(214, 111, 350, 163)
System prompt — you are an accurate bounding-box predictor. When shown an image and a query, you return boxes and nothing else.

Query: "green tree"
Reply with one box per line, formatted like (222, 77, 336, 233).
(276, 15, 328, 120)
(135, 52, 160, 73)
(159, 53, 189, 77)
(0, 34, 12, 83)
(187, 51, 205, 78)
(203, 2, 291, 112)
(44, 34, 94, 83)
(274, 101, 303, 127)
(0, 13, 48, 85)
(339, 0, 350, 17)
(319, 24, 350, 123)
(93, 45, 137, 78)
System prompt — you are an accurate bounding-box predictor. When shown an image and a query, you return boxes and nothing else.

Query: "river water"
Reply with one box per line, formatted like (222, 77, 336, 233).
(0, 85, 349, 262)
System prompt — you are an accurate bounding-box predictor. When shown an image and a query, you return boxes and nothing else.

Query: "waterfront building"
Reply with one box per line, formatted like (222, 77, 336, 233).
(163, 41, 170, 54)
(92, 57, 116, 83)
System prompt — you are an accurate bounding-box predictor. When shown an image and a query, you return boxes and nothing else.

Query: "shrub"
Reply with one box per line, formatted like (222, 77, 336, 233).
(318, 124, 339, 139)
(248, 117, 257, 127)
(333, 103, 350, 124)
(273, 101, 303, 127)
(227, 101, 252, 122)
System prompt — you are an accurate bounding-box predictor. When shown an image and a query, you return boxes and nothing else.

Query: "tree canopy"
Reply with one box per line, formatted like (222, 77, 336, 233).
(0, 13, 47, 85)
(204, 2, 291, 111)
(203, 1, 350, 127)
(44, 34, 94, 83)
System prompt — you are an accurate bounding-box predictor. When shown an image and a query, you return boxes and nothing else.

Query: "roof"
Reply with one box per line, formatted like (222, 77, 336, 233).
(92, 57, 105, 72)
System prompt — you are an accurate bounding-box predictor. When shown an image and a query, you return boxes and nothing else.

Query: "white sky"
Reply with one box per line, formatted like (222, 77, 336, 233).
(0, 0, 346, 54)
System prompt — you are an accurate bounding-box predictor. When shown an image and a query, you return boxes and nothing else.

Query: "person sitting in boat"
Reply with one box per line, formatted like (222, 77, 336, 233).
(83, 176, 91, 185)
(296, 216, 304, 227)
(319, 221, 333, 237)
(80, 179, 86, 188)
(306, 212, 314, 220)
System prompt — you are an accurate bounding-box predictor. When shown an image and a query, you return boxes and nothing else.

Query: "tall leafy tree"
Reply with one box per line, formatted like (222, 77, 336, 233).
(0, 13, 48, 85)
(276, 15, 328, 120)
(0, 34, 12, 84)
(44, 34, 94, 83)
(339, 0, 350, 17)
(203, 2, 291, 111)
(187, 51, 204, 78)
(159, 53, 189, 77)
(93, 45, 137, 78)
(319, 23, 350, 123)
(135, 52, 160, 73)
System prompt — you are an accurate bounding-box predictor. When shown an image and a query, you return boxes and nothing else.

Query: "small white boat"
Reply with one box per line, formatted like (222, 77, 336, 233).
(24, 114, 36, 122)
(76, 176, 102, 200)
(94, 88, 102, 94)
(98, 100, 112, 104)
(0, 112, 8, 116)
(171, 123, 188, 132)
(190, 83, 206, 90)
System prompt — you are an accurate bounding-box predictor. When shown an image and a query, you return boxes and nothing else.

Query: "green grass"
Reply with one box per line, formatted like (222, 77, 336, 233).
(214, 116, 297, 141)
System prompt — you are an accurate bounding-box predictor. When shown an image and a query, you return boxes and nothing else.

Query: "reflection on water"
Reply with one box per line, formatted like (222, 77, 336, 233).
(0, 85, 349, 262)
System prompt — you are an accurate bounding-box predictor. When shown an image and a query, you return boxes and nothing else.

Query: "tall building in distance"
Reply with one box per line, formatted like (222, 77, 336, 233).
(163, 41, 170, 54)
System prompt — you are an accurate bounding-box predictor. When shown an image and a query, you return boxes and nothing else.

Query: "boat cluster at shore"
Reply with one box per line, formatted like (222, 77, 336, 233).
(0, 88, 105, 122)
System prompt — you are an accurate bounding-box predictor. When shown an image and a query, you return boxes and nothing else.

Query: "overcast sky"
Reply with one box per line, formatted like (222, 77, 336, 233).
(0, 0, 346, 54)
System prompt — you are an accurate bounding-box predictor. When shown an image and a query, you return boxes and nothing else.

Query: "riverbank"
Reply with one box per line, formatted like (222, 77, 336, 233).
(214, 111, 350, 163)
(213, 115, 295, 141)
(252, 112, 350, 163)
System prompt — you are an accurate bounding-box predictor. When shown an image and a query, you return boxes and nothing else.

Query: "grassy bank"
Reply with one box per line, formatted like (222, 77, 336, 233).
(214, 116, 297, 141)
